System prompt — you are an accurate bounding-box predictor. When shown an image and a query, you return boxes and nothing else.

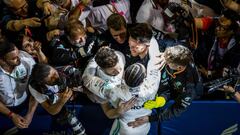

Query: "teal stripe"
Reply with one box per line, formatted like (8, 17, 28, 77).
(112, 119, 120, 135)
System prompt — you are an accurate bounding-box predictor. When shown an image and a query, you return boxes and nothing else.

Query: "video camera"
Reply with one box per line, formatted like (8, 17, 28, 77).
(163, 2, 194, 41)
(54, 66, 86, 135)
(55, 65, 83, 93)
(204, 75, 239, 94)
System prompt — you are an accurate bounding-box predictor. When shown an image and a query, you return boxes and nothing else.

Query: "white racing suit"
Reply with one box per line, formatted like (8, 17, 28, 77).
(82, 51, 125, 103)
(109, 36, 161, 135)
(84, 64, 160, 135)
(83, 37, 161, 134)
(109, 60, 160, 135)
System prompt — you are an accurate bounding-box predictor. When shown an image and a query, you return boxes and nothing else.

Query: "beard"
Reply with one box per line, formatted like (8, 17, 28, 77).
(6, 57, 21, 67)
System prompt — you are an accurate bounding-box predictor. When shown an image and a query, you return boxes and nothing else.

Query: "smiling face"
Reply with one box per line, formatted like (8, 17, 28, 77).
(128, 36, 148, 57)
(109, 26, 127, 44)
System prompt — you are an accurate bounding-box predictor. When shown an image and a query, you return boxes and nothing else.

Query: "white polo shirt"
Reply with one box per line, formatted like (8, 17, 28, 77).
(0, 51, 35, 107)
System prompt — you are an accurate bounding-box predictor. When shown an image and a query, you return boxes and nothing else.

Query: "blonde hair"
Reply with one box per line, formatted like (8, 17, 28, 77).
(65, 20, 85, 38)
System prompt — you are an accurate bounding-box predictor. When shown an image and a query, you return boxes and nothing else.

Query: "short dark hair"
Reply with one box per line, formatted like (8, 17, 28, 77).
(0, 40, 16, 58)
(107, 13, 127, 31)
(95, 47, 118, 69)
(129, 23, 152, 44)
(30, 63, 52, 83)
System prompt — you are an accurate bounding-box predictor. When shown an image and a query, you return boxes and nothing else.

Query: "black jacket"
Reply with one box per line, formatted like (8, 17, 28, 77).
(50, 32, 104, 67)
(149, 63, 203, 122)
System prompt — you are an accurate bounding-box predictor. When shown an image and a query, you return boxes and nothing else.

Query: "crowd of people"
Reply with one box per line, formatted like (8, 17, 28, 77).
(0, 0, 239, 135)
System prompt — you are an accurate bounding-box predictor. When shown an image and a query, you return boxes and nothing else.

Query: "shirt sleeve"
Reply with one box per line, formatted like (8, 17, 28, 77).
(29, 85, 48, 104)
(149, 91, 192, 122)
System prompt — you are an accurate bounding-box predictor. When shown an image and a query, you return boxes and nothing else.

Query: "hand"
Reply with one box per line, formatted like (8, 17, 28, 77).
(43, 2, 54, 15)
(33, 41, 42, 53)
(219, 85, 235, 93)
(23, 113, 34, 127)
(155, 53, 166, 71)
(59, 87, 73, 103)
(72, 86, 84, 92)
(81, 0, 91, 5)
(144, 96, 166, 110)
(46, 29, 61, 41)
(198, 65, 215, 78)
(117, 97, 137, 115)
(223, 0, 232, 6)
(127, 116, 149, 128)
(86, 26, 95, 33)
(222, 67, 230, 77)
(11, 113, 28, 129)
(23, 17, 41, 27)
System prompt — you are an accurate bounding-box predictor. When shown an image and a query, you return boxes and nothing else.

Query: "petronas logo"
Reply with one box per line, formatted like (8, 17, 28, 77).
(162, 71, 166, 79)
(221, 124, 238, 135)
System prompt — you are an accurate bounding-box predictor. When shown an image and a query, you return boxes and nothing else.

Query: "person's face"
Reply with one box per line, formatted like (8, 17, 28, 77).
(102, 62, 122, 76)
(22, 36, 37, 56)
(167, 62, 185, 71)
(215, 16, 232, 38)
(128, 36, 148, 57)
(4, 47, 21, 67)
(8, 0, 28, 17)
(69, 33, 87, 47)
(109, 26, 127, 44)
(43, 67, 60, 85)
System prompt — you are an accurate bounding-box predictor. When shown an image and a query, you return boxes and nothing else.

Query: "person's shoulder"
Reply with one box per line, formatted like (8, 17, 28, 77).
(115, 51, 126, 65)
(19, 50, 34, 59)
(186, 63, 198, 75)
(19, 51, 36, 66)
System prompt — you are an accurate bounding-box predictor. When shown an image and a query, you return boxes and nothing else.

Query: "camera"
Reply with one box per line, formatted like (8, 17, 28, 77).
(56, 108, 86, 135)
(54, 66, 86, 135)
(163, 2, 194, 41)
(55, 65, 83, 92)
(204, 75, 239, 93)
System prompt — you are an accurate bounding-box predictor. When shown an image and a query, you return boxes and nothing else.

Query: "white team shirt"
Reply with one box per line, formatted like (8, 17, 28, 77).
(0, 51, 35, 107)
(82, 51, 125, 103)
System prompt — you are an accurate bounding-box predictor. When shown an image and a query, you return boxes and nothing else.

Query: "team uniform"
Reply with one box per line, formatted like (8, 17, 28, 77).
(0, 51, 35, 107)
(82, 51, 125, 103)
(149, 63, 202, 122)
(109, 74, 159, 135)
(84, 63, 160, 135)
(86, 65, 160, 135)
